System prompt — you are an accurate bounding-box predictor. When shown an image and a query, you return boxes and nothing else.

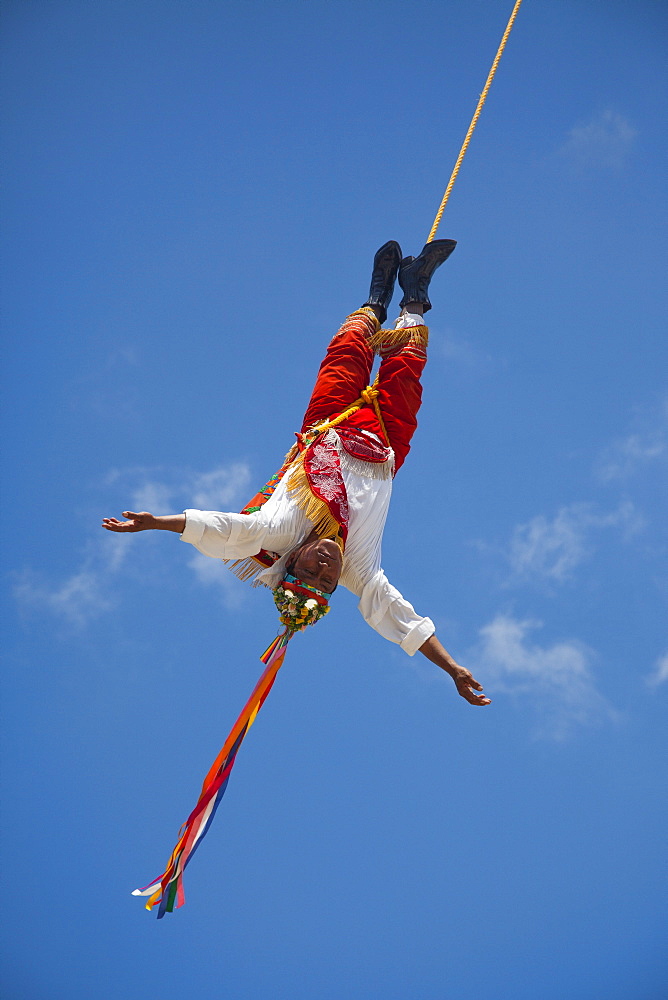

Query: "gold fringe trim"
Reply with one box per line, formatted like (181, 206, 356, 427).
(227, 553, 289, 588)
(225, 556, 267, 584)
(331, 308, 381, 342)
(282, 441, 299, 466)
(347, 307, 381, 330)
(286, 457, 344, 549)
(368, 324, 429, 354)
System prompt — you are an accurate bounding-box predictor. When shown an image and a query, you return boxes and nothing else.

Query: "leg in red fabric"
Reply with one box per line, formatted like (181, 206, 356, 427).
(374, 327, 428, 473)
(300, 309, 379, 433)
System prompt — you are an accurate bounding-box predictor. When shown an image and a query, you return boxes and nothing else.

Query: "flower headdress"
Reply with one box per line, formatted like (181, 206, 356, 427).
(272, 573, 331, 631)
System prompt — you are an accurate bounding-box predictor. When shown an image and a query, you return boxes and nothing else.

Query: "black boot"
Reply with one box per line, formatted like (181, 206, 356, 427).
(363, 240, 402, 324)
(398, 239, 457, 312)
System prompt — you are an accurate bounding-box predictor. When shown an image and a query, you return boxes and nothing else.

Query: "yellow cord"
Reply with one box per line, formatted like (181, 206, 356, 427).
(426, 0, 523, 244)
(311, 378, 389, 446)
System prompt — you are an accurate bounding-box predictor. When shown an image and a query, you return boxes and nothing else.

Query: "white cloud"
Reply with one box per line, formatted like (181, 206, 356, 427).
(431, 326, 490, 368)
(190, 464, 252, 510)
(124, 461, 254, 606)
(16, 461, 254, 627)
(130, 480, 176, 514)
(187, 552, 248, 610)
(559, 110, 637, 169)
(595, 401, 667, 482)
(15, 568, 113, 629)
(13, 530, 134, 628)
(471, 614, 616, 740)
(647, 652, 668, 688)
(107, 461, 252, 515)
(508, 501, 641, 583)
(102, 531, 132, 574)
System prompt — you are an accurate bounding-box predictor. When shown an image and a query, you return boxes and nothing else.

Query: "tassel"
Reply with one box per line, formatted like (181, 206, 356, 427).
(260, 629, 291, 666)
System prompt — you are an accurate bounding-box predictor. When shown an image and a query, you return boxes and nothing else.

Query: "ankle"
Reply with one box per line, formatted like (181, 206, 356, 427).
(401, 302, 424, 317)
(364, 303, 384, 323)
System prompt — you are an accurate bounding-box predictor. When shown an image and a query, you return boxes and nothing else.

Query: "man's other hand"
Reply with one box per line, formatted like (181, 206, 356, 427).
(102, 511, 157, 532)
(418, 634, 491, 706)
(450, 665, 491, 706)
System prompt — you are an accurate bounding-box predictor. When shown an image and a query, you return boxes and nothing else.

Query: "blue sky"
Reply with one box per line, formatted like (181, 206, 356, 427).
(2, 1, 666, 997)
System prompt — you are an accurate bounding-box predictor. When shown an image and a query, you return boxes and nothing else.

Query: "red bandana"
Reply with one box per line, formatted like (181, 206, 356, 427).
(302, 433, 350, 545)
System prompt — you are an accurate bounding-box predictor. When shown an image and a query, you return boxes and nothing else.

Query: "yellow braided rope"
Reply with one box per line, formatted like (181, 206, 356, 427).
(426, 0, 523, 244)
(311, 378, 389, 446)
(361, 381, 390, 445)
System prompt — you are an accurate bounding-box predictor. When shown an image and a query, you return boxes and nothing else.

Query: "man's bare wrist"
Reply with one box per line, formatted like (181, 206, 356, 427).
(154, 514, 186, 533)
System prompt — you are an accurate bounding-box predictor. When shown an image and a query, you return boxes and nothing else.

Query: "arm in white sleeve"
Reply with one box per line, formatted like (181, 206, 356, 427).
(180, 509, 270, 561)
(357, 569, 435, 656)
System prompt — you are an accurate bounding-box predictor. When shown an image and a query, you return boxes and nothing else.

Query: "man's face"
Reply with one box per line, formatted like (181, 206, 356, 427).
(290, 536, 342, 594)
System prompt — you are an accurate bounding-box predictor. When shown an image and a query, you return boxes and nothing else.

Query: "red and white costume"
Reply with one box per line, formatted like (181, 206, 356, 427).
(180, 309, 436, 655)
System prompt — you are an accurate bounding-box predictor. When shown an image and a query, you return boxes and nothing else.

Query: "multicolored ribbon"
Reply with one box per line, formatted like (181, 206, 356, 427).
(132, 629, 292, 917)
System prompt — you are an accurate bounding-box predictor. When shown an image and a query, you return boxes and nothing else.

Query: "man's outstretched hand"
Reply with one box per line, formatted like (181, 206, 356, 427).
(449, 664, 491, 706)
(102, 511, 157, 532)
(101, 512, 186, 533)
(418, 634, 491, 706)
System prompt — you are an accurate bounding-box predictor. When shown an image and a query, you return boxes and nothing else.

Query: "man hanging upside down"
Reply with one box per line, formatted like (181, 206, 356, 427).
(103, 240, 490, 707)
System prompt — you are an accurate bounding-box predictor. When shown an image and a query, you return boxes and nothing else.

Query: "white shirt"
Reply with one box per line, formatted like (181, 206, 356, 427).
(181, 431, 435, 656)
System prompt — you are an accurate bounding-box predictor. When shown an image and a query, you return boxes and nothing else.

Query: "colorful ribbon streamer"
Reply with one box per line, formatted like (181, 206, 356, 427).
(132, 629, 292, 917)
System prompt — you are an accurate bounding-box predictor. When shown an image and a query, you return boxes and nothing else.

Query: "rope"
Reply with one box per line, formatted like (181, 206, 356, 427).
(311, 376, 390, 447)
(362, 380, 390, 445)
(426, 0, 523, 244)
